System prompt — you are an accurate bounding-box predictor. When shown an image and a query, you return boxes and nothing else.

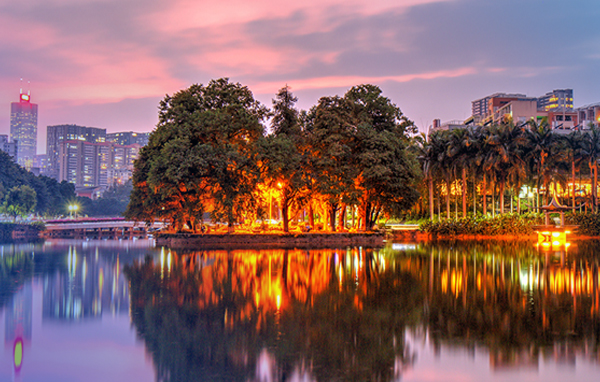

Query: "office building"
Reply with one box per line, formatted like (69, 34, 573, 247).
(46, 124, 106, 180)
(0, 134, 18, 159)
(575, 103, 600, 129)
(469, 89, 577, 129)
(537, 89, 573, 112)
(107, 131, 149, 146)
(10, 91, 38, 167)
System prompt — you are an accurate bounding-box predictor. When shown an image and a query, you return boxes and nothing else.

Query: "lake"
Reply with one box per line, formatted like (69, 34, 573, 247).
(1, 239, 599, 381)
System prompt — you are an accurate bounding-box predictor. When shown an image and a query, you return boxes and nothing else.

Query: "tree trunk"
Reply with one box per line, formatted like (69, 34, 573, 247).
(462, 168, 467, 218)
(483, 175, 487, 216)
(592, 159, 598, 213)
(429, 178, 434, 221)
(572, 161, 576, 208)
(446, 179, 451, 220)
(473, 173, 477, 216)
(499, 179, 505, 215)
(338, 205, 346, 231)
(282, 197, 289, 233)
(309, 202, 315, 230)
(329, 204, 337, 232)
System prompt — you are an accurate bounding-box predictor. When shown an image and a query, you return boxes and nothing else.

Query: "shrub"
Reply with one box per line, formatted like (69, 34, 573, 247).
(419, 214, 543, 236)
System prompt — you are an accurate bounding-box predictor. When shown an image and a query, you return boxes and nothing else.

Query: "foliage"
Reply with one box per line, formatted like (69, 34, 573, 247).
(565, 212, 600, 236)
(259, 86, 309, 233)
(420, 213, 543, 236)
(126, 78, 267, 232)
(0, 150, 75, 217)
(127, 80, 421, 233)
(2, 185, 37, 221)
(75, 181, 133, 217)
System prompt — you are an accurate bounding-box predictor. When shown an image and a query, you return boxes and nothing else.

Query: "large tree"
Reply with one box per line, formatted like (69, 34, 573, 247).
(2, 185, 37, 222)
(345, 84, 420, 230)
(259, 86, 309, 233)
(126, 78, 267, 232)
(306, 96, 359, 231)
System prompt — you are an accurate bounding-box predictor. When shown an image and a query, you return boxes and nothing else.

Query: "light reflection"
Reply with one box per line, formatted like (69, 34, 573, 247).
(117, 242, 600, 381)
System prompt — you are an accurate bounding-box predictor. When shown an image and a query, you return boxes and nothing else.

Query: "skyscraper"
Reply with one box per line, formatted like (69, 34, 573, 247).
(10, 90, 38, 168)
(46, 124, 106, 180)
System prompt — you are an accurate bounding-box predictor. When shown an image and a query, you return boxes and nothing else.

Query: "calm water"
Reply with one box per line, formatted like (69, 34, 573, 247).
(1, 239, 600, 382)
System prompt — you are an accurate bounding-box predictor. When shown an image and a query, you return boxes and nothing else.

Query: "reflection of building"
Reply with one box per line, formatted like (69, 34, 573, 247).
(42, 246, 129, 320)
(10, 91, 38, 168)
(4, 283, 33, 344)
(4, 282, 33, 374)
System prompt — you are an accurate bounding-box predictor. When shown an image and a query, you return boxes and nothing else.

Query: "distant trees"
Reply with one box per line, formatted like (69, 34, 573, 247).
(418, 120, 600, 220)
(126, 79, 421, 232)
(2, 185, 37, 221)
(0, 150, 76, 218)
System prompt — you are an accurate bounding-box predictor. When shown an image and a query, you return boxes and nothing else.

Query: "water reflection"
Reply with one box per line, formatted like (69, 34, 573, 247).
(126, 248, 420, 382)
(126, 242, 600, 382)
(0, 240, 157, 381)
(2, 240, 600, 381)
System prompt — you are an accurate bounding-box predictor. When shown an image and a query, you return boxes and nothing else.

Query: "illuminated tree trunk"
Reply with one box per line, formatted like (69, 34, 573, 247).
(482, 175, 487, 216)
(308, 203, 315, 230)
(446, 178, 451, 220)
(329, 204, 337, 232)
(338, 205, 346, 231)
(462, 168, 467, 218)
(281, 196, 290, 233)
(572, 161, 576, 208)
(429, 178, 434, 221)
(499, 178, 505, 215)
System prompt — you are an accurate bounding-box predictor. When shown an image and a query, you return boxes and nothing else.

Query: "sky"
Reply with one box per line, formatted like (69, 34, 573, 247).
(1, 0, 599, 154)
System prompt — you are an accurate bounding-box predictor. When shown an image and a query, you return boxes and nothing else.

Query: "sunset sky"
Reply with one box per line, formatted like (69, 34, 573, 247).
(1, 0, 599, 153)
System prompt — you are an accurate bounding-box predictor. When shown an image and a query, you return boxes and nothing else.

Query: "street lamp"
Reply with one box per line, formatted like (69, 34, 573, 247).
(68, 204, 79, 219)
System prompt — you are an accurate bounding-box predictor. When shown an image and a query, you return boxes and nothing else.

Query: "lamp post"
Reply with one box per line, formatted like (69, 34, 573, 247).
(68, 204, 79, 219)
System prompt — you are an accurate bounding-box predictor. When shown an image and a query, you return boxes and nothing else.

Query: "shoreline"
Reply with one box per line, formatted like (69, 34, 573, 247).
(156, 231, 385, 249)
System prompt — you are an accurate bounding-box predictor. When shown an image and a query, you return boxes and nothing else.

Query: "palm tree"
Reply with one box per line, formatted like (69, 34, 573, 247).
(525, 119, 555, 210)
(579, 127, 600, 212)
(484, 122, 526, 214)
(447, 128, 471, 218)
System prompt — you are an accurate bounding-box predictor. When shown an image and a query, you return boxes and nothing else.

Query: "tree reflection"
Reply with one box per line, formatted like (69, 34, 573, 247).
(125, 248, 423, 382)
(126, 241, 600, 381)
(398, 240, 600, 368)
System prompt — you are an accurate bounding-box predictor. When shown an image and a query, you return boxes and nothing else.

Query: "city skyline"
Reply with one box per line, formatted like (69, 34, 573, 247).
(1, 0, 600, 152)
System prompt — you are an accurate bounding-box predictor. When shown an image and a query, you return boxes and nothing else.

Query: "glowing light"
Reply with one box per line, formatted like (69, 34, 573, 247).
(14, 338, 23, 371)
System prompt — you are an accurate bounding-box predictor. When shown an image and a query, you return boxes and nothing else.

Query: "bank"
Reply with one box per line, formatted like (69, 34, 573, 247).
(155, 232, 385, 249)
(0, 222, 45, 242)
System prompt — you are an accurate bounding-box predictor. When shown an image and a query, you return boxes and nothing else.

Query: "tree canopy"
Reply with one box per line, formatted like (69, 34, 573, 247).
(126, 79, 421, 232)
(0, 150, 75, 218)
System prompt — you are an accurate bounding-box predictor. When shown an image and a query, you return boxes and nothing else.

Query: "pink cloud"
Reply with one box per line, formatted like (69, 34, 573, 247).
(146, 0, 452, 33)
(250, 66, 478, 94)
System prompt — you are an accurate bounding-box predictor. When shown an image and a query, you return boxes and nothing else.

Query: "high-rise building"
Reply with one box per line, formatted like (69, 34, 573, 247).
(537, 89, 574, 112)
(10, 91, 38, 168)
(106, 131, 150, 146)
(0, 134, 18, 159)
(46, 124, 106, 180)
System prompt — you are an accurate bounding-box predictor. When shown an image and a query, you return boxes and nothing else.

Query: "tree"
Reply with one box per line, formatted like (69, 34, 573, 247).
(126, 78, 267, 232)
(2, 185, 37, 222)
(345, 84, 420, 230)
(259, 86, 309, 233)
(306, 96, 359, 231)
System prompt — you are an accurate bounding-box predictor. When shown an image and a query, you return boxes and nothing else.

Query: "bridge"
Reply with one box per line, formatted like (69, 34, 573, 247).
(42, 218, 165, 239)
